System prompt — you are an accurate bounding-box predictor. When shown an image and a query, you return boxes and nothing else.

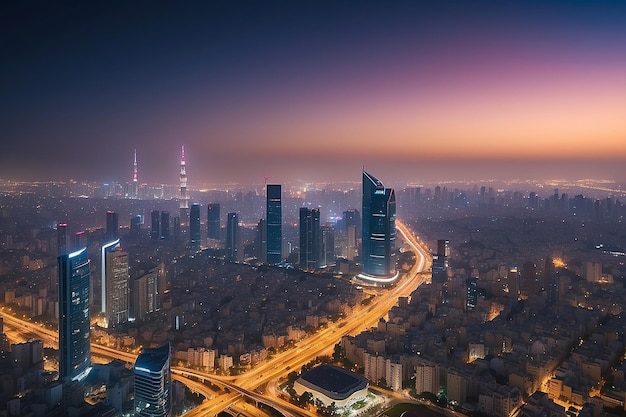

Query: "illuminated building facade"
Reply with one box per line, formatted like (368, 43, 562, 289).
(160, 211, 170, 240)
(57, 223, 68, 256)
(179, 146, 189, 224)
(101, 239, 129, 327)
(106, 211, 119, 241)
(58, 248, 91, 381)
(361, 170, 397, 281)
(134, 342, 171, 417)
(266, 184, 282, 264)
(299, 207, 321, 269)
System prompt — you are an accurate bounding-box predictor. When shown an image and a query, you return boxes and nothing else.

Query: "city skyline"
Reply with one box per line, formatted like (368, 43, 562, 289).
(2, 2, 626, 184)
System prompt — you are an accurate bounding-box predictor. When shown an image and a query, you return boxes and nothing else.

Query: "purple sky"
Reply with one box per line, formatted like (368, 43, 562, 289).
(2, 1, 625, 186)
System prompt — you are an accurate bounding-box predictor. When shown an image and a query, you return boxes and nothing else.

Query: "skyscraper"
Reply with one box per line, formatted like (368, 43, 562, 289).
(101, 239, 129, 327)
(321, 223, 335, 267)
(134, 342, 171, 417)
(58, 248, 91, 381)
(72, 231, 85, 252)
(106, 211, 119, 241)
(150, 210, 160, 242)
(226, 212, 238, 262)
(130, 215, 142, 238)
(57, 223, 68, 256)
(266, 184, 282, 264)
(189, 203, 201, 249)
(207, 203, 220, 240)
(361, 170, 397, 280)
(160, 211, 170, 240)
(299, 207, 321, 270)
(256, 218, 267, 262)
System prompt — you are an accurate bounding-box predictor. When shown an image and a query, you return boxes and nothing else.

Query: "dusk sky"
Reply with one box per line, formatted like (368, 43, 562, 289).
(2, 1, 626, 186)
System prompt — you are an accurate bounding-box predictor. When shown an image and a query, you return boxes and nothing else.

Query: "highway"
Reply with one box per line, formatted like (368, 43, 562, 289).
(0, 219, 431, 417)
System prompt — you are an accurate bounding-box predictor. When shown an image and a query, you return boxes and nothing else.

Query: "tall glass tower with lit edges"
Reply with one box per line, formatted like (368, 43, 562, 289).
(361, 170, 397, 280)
(266, 184, 282, 264)
(134, 342, 171, 417)
(58, 247, 91, 381)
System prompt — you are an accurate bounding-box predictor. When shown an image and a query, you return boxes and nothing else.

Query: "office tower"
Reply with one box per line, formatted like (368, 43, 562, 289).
(256, 219, 267, 262)
(151, 210, 160, 242)
(173, 217, 180, 243)
(101, 239, 129, 327)
(179, 146, 189, 225)
(160, 211, 170, 240)
(299, 207, 321, 269)
(266, 184, 282, 264)
(431, 255, 447, 283)
(130, 215, 142, 238)
(437, 240, 450, 258)
(131, 149, 138, 199)
(58, 248, 91, 381)
(342, 225, 355, 261)
(466, 277, 478, 310)
(71, 231, 84, 252)
(522, 261, 537, 296)
(321, 223, 335, 267)
(207, 203, 220, 240)
(508, 267, 519, 300)
(132, 265, 161, 322)
(343, 209, 361, 238)
(361, 170, 396, 278)
(189, 203, 201, 249)
(134, 342, 171, 417)
(106, 211, 119, 240)
(226, 212, 239, 261)
(432, 239, 450, 283)
(57, 223, 68, 255)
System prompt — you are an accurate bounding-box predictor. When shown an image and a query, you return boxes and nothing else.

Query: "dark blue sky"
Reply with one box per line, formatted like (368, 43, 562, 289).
(2, 1, 626, 185)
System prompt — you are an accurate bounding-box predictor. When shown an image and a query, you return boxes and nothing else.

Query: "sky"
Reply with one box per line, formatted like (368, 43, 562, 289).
(2, 1, 626, 186)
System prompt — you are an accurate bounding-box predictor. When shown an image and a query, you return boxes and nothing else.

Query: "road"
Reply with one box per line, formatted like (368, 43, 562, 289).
(0, 220, 431, 417)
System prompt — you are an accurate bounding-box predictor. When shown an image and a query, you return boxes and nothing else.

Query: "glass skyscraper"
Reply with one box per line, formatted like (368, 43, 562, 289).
(189, 203, 201, 249)
(266, 184, 282, 264)
(226, 212, 238, 261)
(134, 342, 171, 417)
(207, 203, 220, 239)
(299, 207, 321, 270)
(58, 247, 91, 381)
(361, 170, 397, 279)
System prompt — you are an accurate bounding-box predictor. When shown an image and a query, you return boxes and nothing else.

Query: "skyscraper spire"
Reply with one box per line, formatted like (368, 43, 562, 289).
(133, 149, 138, 183)
(179, 146, 189, 223)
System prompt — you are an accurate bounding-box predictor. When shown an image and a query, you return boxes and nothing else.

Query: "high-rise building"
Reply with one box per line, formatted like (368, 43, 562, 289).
(508, 267, 519, 301)
(321, 223, 335, 267)
(57, 223, 68, 256)
(432, 239, 450, 283)
(58, 248, 91, 381)
(72, 231, 85, 252)
(134, 342, 171, 417)
(343, 209, 361, 239)
(266, 184, 282, 264)
(101, 240, 129, 327)
(299, 207, 321, 270)
(189, 203, 201, 249)
(522, 261, 537, 296)
(256, 219, 267, 262)
(150, 210, 160, 242)
(179, 146, 189, 225)
(131, 265, 162, 322)
(226, 212, 239, 262)
(130, 215, 142, 238)
(106, 211, 119, 241)
(466, 277, 478, 310)
(361, 170, 397, 280)
(160, 211, 170, 240)
(207, 203, 220, 240)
